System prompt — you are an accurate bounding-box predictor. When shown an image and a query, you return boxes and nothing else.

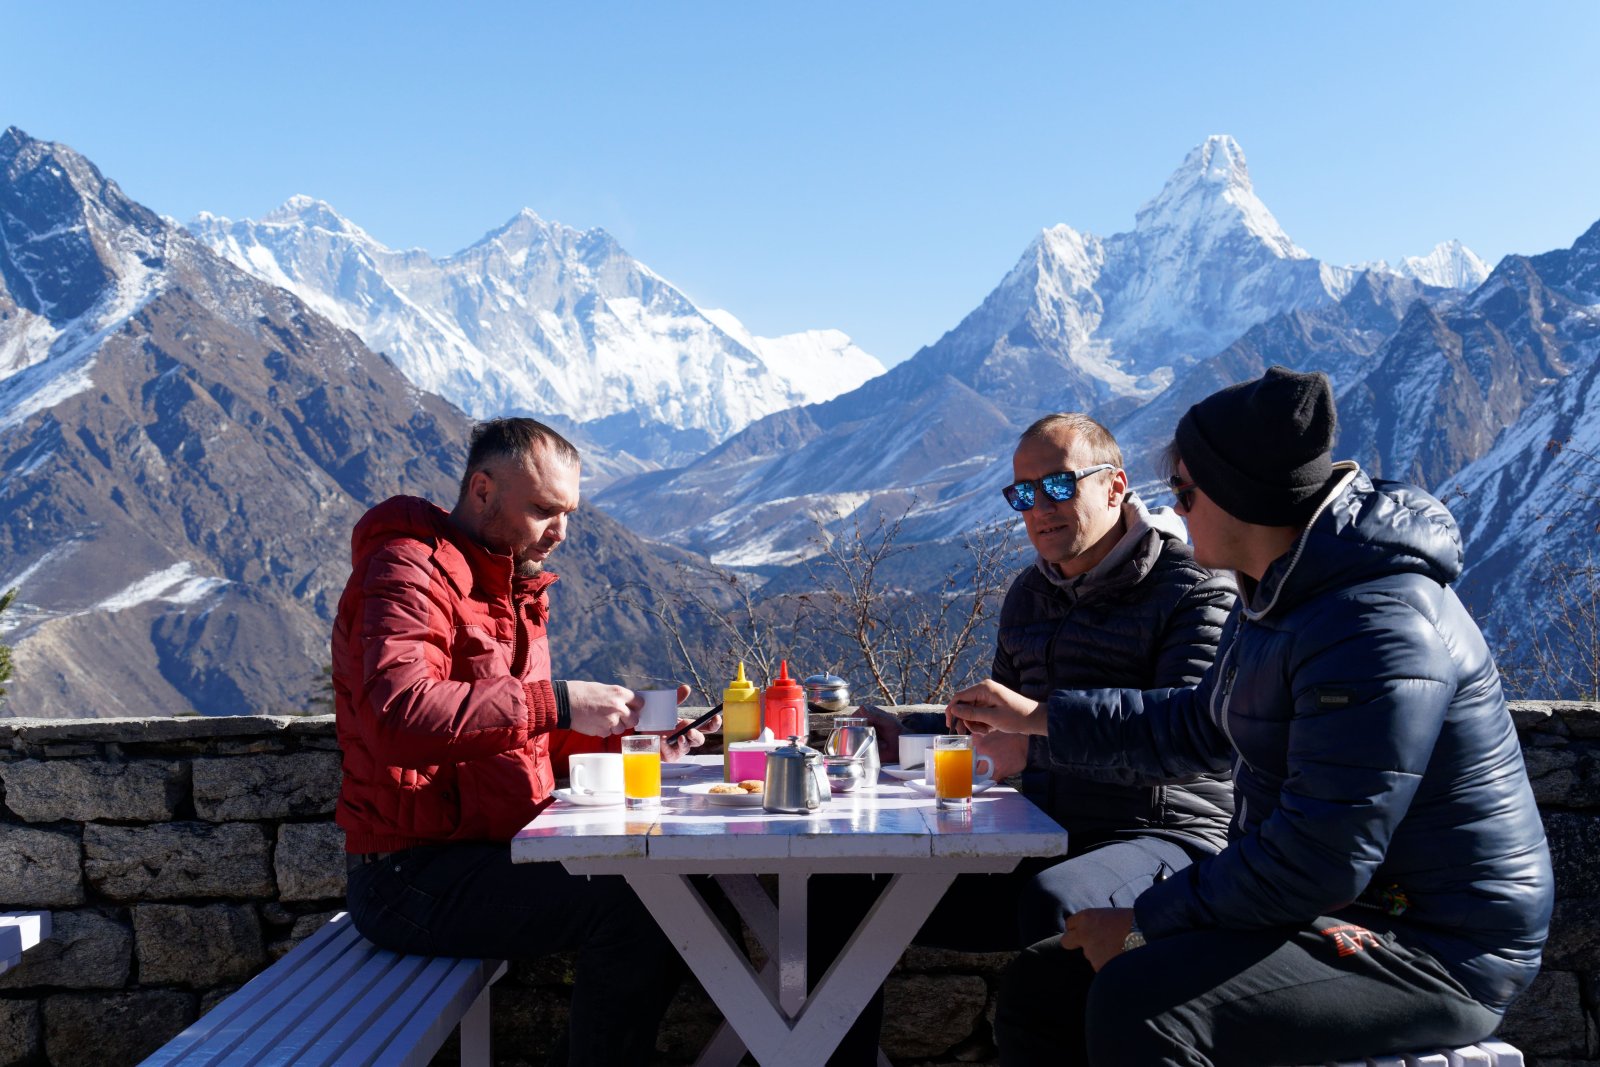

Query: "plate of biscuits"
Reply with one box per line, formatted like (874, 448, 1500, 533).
(682, 780, 765, 806)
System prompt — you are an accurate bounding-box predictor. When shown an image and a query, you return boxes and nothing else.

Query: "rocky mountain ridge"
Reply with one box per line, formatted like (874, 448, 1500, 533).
(0, 127, 713, 717)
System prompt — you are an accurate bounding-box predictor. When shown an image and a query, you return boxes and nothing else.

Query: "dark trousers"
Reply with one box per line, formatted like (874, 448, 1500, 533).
(996, 917, 1502, 1067)
(346, 843, 684, 1067)
(811, 836, 1200, 1066)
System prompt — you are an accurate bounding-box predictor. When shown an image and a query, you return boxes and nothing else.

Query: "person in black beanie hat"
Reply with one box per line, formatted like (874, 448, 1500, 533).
(1174, 365, 1337, 527)
(950, 365, 1552, 1066)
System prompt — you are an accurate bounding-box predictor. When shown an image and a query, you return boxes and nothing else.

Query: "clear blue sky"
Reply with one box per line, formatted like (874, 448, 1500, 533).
(4, 2, 1596, 366)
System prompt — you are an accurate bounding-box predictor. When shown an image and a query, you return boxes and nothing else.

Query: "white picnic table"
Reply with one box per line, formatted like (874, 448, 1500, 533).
(510, 754, 1067, 1067)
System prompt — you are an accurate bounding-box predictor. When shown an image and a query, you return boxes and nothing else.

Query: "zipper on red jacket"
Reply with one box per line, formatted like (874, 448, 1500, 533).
(510, 600, 531, 679)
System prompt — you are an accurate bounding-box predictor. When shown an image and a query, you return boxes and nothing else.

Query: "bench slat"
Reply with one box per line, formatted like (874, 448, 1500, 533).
(1305, 1041, 1521, 1067)
(298, 955, 459, 1064)
(1476, 1040, 1524, 1066)
(225, 929, 400, 1063)
(142, 914, 364, 1065)
(378, 959, 507, 1067)
(140, 913, 503, 1067)
(0, 912, 52, 946)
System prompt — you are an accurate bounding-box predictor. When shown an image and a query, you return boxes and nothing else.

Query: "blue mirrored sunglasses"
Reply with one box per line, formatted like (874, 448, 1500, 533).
(1002, 464, 1115, 512)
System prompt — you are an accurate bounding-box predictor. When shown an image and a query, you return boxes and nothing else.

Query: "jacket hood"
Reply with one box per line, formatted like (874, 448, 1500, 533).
(1246, 463, 1465, 620)
(350, 495, 557, 603)
(350, 496, 451, 563)
(1036, 491, 1191, 600)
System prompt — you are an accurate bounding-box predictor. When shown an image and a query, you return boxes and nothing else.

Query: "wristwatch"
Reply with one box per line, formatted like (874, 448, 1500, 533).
(1122, 918, 1146, 952)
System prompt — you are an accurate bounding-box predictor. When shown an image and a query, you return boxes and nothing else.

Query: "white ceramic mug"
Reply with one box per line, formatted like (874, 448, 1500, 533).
(925, 752, 994, 786)
(897, 733, 937, 769)
(567, 752, 625, 795)
(636, 688, 680, 732)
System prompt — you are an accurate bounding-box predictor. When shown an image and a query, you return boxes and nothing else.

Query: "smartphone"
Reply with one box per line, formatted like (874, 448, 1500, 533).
(664, 702, 723, 744)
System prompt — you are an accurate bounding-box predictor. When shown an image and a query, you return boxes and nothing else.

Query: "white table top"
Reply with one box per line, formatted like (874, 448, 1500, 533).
(510, 755, 1067, 868)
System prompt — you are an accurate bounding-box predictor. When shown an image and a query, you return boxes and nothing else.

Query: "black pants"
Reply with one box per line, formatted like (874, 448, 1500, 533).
(810, 836, 1200, 1065)
(995, 917, 1502, 1067)
(346, 843, 684, 1067)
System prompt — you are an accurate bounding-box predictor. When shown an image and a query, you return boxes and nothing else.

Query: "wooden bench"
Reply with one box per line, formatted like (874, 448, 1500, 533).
(0, 912, 51, 975)
(141, 912, 506, 1067)
(1309, 1038, 1523, 1066)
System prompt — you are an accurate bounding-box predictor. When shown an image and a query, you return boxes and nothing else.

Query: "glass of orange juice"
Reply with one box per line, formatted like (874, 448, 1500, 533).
(622, 734, 662, 809)
(932, 735, 974, 810)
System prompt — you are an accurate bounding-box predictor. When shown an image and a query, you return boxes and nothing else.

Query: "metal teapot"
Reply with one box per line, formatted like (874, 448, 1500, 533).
(763, 736, 829, 814)
(825, 716, 880, 786)
(803, 672, 851, 712)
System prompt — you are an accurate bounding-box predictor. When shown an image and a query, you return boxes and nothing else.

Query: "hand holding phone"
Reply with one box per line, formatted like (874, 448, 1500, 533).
(665, 703, 723, 744)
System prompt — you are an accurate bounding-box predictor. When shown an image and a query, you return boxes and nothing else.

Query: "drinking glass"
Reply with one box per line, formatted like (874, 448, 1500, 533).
(932, 735, 974, 810)
(622, 734, 662, 809)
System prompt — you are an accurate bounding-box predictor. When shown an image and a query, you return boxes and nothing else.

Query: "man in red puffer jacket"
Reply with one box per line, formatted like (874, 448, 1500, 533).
(332, 417, 707, 1066)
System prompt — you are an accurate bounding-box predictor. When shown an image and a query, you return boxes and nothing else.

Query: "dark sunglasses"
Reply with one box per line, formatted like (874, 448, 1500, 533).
(1002, 464, 1115, 512)
(1168, 474, 1198, 512)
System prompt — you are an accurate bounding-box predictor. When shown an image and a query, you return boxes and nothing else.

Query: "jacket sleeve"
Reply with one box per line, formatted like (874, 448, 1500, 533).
(355, 540, 557, 769)
(1149, 573, 1236, 688)
(547, 728, 623, 778)
(1134, 599, 1455, 939)
(1043, 675, 1235, 785)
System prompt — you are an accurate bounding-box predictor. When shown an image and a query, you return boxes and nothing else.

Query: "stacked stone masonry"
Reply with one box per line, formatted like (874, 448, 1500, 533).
(0, 705, 1593, 1066)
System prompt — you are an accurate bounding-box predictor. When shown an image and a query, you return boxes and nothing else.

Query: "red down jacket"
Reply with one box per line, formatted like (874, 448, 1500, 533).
(332, 496, 610, 853)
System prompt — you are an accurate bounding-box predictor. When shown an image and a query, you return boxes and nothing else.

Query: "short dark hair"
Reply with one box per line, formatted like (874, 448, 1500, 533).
(458, 418, 580, 501)
(1017, 413, 1123, 470)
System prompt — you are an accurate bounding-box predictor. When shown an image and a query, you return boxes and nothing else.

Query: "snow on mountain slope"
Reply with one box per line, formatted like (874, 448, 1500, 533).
(191, 201, 881, 460)
(699, 308, 881, 403)
(1361, 239, 1491, 290)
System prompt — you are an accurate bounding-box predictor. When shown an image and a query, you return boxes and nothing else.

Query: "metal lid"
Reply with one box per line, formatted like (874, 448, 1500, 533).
(803, 672, 848, 689)
(768, 737, 809, 761)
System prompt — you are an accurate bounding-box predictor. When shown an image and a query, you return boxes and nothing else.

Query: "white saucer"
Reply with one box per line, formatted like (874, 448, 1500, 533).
(681, 781, 765, 807)
(903, 777, 996, 797)
(881, 764, 926, 781)
(552, 787, 624, 807)
(659, 761, 702, 778)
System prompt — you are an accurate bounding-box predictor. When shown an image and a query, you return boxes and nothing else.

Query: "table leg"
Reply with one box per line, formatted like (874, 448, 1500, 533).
(627, 869, 959, 1067)
(777, 872, 807, 1015)
(629, 872, 792, 1065)
(696, 876, 778, 1067)
(774, 870, 957, 1062)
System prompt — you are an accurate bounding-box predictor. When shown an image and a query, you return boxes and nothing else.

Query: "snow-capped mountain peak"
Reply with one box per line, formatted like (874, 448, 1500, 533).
(1133, 134, 1305, 261)
(1360, 239, 1492, 291)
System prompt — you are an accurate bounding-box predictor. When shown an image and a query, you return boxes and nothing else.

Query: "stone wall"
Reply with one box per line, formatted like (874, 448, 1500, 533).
(0, 705, 1594, 1066)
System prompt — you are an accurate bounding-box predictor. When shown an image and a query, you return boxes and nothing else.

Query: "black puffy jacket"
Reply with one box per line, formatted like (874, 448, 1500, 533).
(996, 494, 1237, 854)
(1043, 466, 1553, 1012)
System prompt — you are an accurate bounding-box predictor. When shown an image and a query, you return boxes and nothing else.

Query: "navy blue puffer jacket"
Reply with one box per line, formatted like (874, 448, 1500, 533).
(1043, 465, 1553, 1012)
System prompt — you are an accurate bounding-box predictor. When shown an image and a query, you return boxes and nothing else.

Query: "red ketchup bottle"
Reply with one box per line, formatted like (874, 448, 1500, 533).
(762, 659, 808, 742)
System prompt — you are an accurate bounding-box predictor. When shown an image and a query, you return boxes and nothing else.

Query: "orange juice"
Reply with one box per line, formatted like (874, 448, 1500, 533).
(624, 751, 661, 799)
(933, 746, 973, 800)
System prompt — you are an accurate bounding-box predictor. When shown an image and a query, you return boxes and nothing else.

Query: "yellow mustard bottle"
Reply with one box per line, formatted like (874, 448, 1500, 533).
(721, 661, 763, 781)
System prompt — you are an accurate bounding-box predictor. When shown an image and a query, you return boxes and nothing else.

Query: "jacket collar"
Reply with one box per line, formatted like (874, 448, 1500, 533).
(433, 513, 559, 603)
(1243, 462, 1362, 620)
(1034, 491, 1183, 600)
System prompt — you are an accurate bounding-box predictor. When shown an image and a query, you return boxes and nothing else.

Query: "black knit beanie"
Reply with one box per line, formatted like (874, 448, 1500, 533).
(1174, 365, 1337, 526)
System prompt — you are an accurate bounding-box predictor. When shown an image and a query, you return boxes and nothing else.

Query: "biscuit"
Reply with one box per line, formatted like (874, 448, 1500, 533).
(708, 783, 743, 795)
(737, 779, 764, 793)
